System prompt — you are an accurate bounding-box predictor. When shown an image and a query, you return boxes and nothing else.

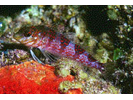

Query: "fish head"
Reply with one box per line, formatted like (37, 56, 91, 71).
(14, 26, 31, 41)
(13, 26, 45, 46)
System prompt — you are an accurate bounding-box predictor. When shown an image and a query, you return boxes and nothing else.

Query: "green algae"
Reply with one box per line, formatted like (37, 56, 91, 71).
(59, 80, 83, 93)
(113, 48, 123, 60)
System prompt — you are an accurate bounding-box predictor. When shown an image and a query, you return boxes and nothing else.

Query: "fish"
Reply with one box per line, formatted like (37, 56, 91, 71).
(13, 25, 104, 71)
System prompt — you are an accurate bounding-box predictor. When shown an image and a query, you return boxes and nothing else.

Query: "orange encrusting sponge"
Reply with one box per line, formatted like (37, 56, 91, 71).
(0, 61, 82, 94)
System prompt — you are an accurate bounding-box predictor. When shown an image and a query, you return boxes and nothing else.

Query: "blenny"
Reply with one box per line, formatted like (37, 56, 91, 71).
(13, 26, 104, 71)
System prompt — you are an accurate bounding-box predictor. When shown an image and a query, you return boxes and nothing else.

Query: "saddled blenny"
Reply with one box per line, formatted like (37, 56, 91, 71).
(13, 25, 105, 72)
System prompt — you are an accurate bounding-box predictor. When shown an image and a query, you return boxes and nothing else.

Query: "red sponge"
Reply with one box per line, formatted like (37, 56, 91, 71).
(0, 61, 82, 94)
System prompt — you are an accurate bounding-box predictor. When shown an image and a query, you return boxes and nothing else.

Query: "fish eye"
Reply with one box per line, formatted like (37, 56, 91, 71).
(24, 32, 31, 37)
(23, 30, 32, 37)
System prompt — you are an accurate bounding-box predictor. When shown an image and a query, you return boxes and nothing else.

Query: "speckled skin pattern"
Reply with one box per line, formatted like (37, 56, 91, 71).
(14, 26, 104, 71)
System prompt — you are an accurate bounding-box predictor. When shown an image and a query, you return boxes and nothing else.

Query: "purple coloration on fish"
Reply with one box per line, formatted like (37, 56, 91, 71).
(14, 26, 104, 71)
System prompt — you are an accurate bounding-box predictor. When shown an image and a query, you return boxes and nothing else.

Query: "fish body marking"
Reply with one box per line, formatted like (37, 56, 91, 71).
(14, 26, 104, 71)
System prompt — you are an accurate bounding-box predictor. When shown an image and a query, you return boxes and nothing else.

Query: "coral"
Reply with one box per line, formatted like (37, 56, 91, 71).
(82, 76, 120, 94)
(56, 58, 120, 94)
(0, 5, 132, 94)
(105, 5, 133, 93)
(0, 49, 30, 67)
(0, 60, 80, 94)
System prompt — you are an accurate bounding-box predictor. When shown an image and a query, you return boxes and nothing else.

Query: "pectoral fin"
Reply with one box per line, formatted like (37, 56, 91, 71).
(30, 47, 59, 65)
(30, 48, 45, 64)
(39, 49, 59, 63)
